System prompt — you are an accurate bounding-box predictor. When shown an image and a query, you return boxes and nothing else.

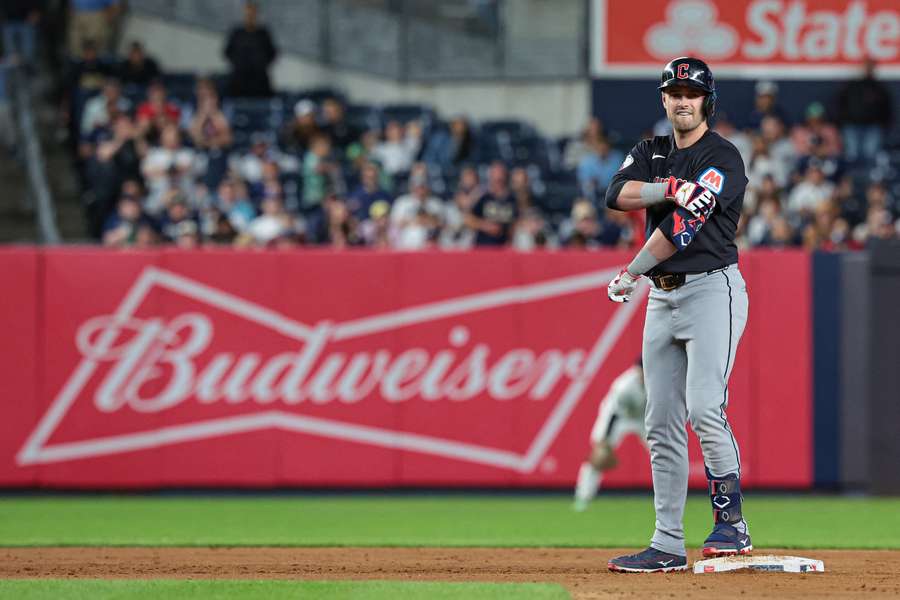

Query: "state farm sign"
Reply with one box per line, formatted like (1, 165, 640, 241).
(592, 0, 900, 77)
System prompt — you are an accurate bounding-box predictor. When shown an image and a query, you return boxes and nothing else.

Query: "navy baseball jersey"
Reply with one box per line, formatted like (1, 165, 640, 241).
(606, 130, 747, 273)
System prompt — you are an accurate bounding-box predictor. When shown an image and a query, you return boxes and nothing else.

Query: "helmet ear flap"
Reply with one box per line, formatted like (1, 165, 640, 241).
(704, 91, 717, 120)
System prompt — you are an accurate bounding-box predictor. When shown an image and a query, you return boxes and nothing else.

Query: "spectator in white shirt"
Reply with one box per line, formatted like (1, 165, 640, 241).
(372, 120, 422, 176)
(140, 123, 197, 215)
(390, 175, 444, 249)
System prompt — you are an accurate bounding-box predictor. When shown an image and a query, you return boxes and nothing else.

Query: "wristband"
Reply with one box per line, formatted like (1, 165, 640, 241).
(626, 246, 661, 276)
(639, 182, 669, 207)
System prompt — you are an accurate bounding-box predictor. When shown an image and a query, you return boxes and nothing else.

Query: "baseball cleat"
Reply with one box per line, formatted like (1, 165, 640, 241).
(702, 523, 753, 557)
(608, 547, 688, 573)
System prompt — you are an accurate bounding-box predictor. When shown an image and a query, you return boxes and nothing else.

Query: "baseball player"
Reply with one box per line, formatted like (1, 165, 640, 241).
(604, 57, 751, 573)
(573, 359, 647, 512)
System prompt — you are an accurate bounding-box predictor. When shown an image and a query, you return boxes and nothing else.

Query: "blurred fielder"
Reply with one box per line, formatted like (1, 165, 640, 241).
(573, 359, 646, 512)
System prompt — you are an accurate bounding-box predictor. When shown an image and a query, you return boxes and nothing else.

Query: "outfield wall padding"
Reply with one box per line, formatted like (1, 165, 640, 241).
(0, 248, 813, 489)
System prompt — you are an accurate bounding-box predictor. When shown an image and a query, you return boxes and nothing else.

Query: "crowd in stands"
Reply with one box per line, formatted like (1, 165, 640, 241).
(35, 2, 900, 252)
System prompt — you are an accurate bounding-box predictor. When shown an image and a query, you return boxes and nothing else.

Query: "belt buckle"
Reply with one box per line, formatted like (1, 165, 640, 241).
(657, 274, 679, 291)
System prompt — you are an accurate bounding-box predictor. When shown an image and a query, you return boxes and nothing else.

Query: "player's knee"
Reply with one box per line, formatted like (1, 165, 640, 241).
(687, 406, 725, 442)
(590, 444, 617, 470)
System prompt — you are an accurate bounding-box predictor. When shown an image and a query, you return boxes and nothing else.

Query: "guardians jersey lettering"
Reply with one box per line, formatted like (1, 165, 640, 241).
(606, 130, 747, 273)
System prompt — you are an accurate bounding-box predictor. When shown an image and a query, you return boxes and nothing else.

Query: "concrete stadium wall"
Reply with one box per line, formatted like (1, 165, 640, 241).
(121, 15, 590, 138)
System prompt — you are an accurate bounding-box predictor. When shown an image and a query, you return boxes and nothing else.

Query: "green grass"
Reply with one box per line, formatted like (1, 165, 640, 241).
(0, 580, 570, 600)
(1, 495, 898, 549)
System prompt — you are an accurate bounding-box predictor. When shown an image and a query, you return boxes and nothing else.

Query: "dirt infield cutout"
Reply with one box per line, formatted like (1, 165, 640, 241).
(2, 547, 899, 599)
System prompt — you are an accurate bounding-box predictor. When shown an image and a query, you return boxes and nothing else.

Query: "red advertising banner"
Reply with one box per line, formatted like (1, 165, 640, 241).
(0, 249, 811, 489)
(592, 0, 900, 78)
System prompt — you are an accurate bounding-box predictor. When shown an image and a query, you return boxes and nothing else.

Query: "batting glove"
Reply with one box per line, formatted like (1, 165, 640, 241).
(608, 269, 640, 303)
(664, 176, 688, 201)
(673, 182, 717, 220)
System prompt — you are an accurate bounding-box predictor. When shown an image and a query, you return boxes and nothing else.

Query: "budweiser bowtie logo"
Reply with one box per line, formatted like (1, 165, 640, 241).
(18, 266, 647, 471)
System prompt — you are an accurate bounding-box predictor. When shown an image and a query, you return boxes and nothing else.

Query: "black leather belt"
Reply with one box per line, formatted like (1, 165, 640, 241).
(650, 266, 729, 292)
(650, 273, 686, 291)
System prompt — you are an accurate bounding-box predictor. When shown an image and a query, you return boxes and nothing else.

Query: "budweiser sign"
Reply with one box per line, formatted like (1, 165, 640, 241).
(17, 265, 647, 473)
(592, 0, 900, 77)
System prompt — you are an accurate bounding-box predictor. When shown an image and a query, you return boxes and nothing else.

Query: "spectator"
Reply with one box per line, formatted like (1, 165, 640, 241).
(512, 208, 554, 251)
(157, 190, 199, 242)
(205, 209, 239, 245)
(246, 196, 296, 246)
(302, 134, 341, 212)
(279, 99, 319, 155)
(101, 192, 151, 247)
(188, 77, 232, 188)
(787, 163, 835, 216)
(86, 112, 147, 234)
(80, 77, 129, 135)
(117, 41, 160, 86)
(389, 176, 444, 249)
(62, 39, 112, 145)
(763, 215, 797, 247)
(466, 162, 517, 246)
(856, 207, 897, 246)
(836, 59, 894, 164)
(319, 97, 355, 151)
(347, 161, 392, 221)
(746, 135, 786, 197)
(747, 80, 788, 130)
(564, 117, 606, 170)
(577, 136, 623, 200)
(833, 176, 865, 227)
(795, 136, 844, 184)
(359, 200, 391, 248)
(214, 178, 256, 233)
(713, 112, 752, 167)
(863, 181, 896, 217)
(311, 194, 361, 248)
(371, 120, 422, 176)
(510, 167, 537, 214)
(140, 123, 196, 214)
(422, 116, 475, 169)
(790, 102, 841, 158)
(223, 0, 277, 98)
(455, 165, 484, 206)
(68, 0, 120, 58)
(172, 219, 201, 248)
(2, 0, 41, 68)
(746, 194, 783, 247)
(560, 199, 628, 249)
(136, 79, 181, 142)
(440, 175, 480, 249)
(231, 133, 276, 188)
(759, 116, 796, 184)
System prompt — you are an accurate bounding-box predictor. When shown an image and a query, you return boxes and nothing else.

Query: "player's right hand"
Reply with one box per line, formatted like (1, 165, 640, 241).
(664, 176, 688, 201)
(608, 269, 639, 303)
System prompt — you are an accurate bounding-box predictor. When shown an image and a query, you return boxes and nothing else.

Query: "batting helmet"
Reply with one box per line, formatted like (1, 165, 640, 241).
(658, 57, 717, 120)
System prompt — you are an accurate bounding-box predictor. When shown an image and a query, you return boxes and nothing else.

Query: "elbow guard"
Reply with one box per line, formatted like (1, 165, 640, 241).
(669, 206, 708, 251)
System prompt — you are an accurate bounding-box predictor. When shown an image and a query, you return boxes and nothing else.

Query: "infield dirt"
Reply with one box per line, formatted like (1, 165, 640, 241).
(2, 547, 898, 599)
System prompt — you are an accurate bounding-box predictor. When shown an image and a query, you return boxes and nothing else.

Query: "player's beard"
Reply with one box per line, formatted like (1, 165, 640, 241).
(669, 109, 704, 134)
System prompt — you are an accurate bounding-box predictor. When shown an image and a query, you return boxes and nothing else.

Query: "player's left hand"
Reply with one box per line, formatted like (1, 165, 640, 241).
(608, 269, 640, 303)
(673, 182, 717, 220)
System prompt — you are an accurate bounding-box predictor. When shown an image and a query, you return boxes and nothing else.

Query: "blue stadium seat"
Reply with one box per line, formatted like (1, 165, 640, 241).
(381, 103, 435, 128)
(479, 119, 535, 141)
(345, 104, 383, 133)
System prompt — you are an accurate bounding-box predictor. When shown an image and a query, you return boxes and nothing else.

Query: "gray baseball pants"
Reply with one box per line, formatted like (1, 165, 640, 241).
(641, 263, 748, 556)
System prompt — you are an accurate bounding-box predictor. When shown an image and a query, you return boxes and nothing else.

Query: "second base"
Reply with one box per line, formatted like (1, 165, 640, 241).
(694, 555, 825, 574)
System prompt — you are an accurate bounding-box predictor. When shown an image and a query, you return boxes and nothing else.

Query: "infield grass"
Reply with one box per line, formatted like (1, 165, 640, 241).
(0, 579, 570, 600)
(1, 494, 897, 549)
